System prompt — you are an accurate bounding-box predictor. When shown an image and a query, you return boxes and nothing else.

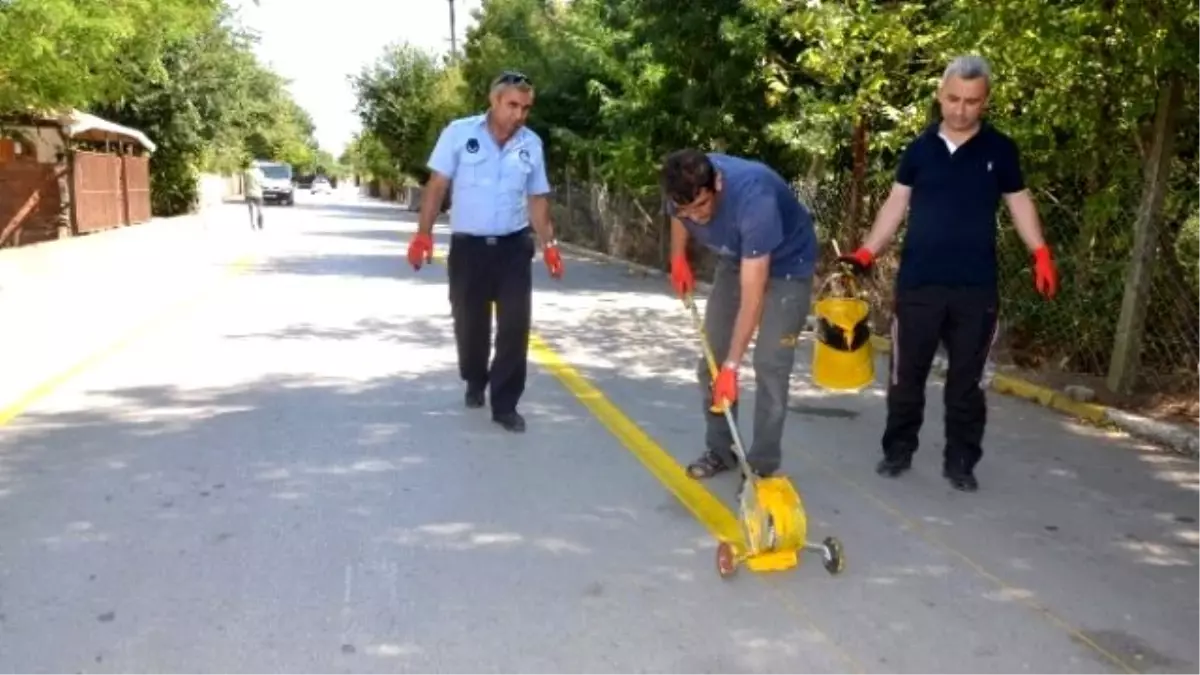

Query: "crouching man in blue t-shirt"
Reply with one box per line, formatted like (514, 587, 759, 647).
(661, 150, 818, 480)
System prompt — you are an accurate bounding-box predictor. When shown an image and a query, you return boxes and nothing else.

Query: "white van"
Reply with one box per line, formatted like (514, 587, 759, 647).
(253, 160, 295, 206)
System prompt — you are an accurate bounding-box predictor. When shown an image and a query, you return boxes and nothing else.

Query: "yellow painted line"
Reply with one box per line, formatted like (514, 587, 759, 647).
(990, 373, 1109, 424)
(0, 254, 256, 427)
(528, 333, 744, 544)
(528, 332, 870, 674)
(431, 251, 742, 539)
(869, 335, 1111, 425)
(424, 247, 864, 672)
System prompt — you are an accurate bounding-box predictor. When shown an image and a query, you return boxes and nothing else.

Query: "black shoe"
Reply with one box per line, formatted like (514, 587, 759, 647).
(876, 455, 912, 478)
(492, 411, 526, 433)
(943, 467, 979, 492)
(464, 388, 485, 409)
(686, 450, 733, 480)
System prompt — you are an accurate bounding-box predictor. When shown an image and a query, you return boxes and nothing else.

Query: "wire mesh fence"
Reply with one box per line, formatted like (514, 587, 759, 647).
(802, 172, 1199, 419)
(549, 163, 1199, 420)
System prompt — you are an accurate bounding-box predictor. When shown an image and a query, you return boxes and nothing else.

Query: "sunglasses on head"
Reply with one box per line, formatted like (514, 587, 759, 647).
(493, 71, 532, 87)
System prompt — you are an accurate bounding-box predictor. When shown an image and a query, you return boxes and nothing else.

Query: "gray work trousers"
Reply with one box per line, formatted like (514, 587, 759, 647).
(700, 258, 812, 475)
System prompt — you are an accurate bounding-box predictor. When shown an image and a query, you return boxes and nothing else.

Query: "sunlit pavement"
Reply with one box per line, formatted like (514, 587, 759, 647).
(0, 189, 1195, 673)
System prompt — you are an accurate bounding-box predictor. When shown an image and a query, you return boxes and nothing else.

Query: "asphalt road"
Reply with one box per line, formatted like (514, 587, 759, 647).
(0, 189, 1196, 673)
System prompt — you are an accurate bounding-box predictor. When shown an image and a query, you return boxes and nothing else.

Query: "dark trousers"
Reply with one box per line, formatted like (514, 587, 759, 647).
(446, 227, 535, 415)
(882, 285, 999, 473)
(701, 258, 812, 475)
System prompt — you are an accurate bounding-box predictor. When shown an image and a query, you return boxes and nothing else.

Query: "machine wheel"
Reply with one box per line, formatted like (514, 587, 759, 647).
(820, 536, 845, 575)
(716, 541, 738, 579)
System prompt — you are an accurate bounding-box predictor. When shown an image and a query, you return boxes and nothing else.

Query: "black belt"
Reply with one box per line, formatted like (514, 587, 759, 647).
(451, 227, 531, 245)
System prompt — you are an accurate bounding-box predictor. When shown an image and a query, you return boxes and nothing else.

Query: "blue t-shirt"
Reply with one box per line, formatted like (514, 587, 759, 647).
(667, 154, 817, 279)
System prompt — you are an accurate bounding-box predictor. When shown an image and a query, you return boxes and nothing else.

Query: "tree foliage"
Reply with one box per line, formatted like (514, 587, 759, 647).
(350, 44, 469, 185)
(352, 0, 1198, 391)
(1, 0, 328, 215)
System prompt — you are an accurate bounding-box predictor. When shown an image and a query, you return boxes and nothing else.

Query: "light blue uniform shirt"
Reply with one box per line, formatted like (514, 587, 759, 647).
(426, 113, 551, 236)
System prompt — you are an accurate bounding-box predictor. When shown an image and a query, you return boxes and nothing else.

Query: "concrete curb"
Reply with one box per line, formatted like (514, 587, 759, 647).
(558, 241, 1199, 456)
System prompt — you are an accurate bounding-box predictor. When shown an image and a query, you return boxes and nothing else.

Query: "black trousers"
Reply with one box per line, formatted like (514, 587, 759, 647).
(446, 227, 535, 415)
(882, 285, 999, 473)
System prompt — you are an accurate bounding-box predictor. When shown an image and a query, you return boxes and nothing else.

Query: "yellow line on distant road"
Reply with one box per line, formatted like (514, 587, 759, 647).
(0, 255, 256, 427)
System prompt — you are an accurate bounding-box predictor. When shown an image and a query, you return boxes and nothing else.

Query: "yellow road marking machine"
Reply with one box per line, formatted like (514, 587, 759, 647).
(681, 294, 845, 579)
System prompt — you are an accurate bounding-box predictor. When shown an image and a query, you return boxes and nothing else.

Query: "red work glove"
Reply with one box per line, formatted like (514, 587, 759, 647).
(712, 364, 738, 410)
(670, 253, 695, 296)
(836, 247, 874, 275)
(1033, 245, 1057, 299)
(544, 244, 564, 279)
(407, 232, 433, 270)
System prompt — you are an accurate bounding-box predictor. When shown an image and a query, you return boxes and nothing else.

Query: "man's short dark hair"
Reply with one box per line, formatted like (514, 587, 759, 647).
(661, 149, 716, 205)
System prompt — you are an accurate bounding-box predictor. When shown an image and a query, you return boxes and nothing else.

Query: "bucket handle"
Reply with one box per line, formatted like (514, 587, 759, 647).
(819, 240, 871, 301)
(816, 268, 868, 302)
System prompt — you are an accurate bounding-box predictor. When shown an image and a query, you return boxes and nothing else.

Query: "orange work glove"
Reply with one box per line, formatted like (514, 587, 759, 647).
(1033, 245, 1057, 299)
(711, 364, 738, 410)
(836, 247, 874, 275)
(544, 243, 564, 279)
(407, 232, 433, 270)
(670, 253, 695, 296)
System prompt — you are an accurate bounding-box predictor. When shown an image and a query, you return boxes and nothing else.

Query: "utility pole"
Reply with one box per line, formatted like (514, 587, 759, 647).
(448, 0, 457, 60)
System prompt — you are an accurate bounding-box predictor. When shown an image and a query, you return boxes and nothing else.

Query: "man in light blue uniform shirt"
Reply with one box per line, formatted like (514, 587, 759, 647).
(406, 71, 565, 433)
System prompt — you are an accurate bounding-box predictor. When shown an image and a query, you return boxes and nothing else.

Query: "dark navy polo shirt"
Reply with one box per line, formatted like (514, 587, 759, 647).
(895, 122, 1025, 289)
(667, 154, 817, 279)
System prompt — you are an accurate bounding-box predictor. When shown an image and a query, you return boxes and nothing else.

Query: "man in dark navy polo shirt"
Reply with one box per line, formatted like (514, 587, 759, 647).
(661, 150, 819, 480)
(839, 55, 1058, 492)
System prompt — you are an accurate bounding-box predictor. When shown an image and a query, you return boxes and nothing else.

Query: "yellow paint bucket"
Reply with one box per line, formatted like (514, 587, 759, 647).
(811, 271, 874, 392)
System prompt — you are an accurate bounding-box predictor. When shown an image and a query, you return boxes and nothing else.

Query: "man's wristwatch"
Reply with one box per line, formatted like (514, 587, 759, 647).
(543, 238, 559, 250)
(722, 360, 739, 371)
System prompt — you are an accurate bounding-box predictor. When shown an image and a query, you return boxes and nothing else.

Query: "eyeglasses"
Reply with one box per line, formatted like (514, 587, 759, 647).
(492, 71, 532, 88)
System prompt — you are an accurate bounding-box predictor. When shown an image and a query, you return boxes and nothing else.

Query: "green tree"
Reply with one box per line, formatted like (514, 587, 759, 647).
(0, 0, 220, 114)
(84, 4, 322, 215)
(350, 43, 452, 183)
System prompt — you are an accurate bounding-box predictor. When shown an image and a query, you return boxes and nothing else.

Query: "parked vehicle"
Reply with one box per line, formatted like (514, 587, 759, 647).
(254, 160, 294, 205)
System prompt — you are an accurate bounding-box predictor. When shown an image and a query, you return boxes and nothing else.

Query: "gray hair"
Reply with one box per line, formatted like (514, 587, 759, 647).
(942, 55, 992, 90)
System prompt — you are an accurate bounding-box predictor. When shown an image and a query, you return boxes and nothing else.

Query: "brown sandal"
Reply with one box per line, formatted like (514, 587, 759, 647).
(687, 451, 732, 479)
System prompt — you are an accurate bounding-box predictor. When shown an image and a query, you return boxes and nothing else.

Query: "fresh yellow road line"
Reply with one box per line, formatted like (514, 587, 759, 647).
(0, 254, 256, 427)
(427, 251, 738, 546)
(528, 332, 872, 674)
(528, 333, 745, 545)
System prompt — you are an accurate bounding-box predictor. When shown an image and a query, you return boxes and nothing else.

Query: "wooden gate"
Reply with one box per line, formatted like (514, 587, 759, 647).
(72, 151, 124, 233)
(122, 155, 151, 224)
